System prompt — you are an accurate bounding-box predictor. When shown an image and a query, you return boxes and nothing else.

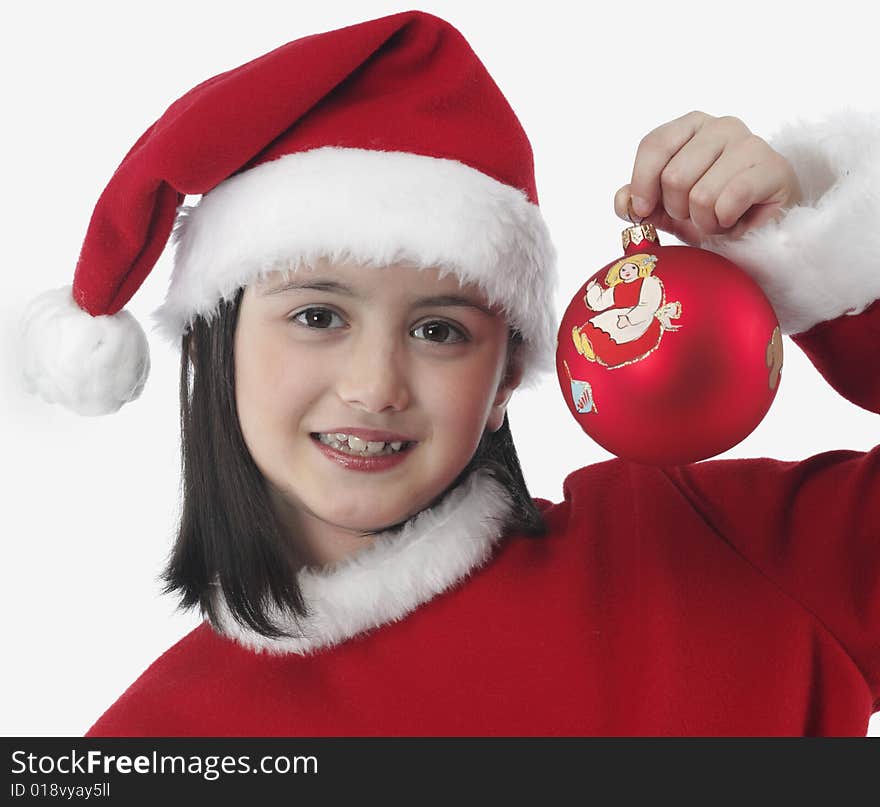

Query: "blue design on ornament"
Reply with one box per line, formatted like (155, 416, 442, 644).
(571, 379, 595, 414)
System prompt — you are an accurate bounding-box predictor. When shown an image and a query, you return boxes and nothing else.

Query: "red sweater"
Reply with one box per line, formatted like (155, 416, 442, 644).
(86, 299, 880, 737)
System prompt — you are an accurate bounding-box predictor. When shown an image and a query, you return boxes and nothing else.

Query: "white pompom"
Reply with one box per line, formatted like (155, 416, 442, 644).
(19, 286, 151, 416)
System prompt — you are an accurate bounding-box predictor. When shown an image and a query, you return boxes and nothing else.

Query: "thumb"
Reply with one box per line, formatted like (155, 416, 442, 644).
(614, 184, 708, 247)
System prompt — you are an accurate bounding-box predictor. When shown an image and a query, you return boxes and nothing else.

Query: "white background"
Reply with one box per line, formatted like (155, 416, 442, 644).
(3, 0, 878, 736)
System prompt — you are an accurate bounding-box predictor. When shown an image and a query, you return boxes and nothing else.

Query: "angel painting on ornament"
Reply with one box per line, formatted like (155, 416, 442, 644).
(571, 252, 682, 369)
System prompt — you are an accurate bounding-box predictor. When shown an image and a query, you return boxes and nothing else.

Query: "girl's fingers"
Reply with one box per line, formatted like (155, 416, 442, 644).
(629, 113, 756, 214)
(684, 135, 767, 234)
(615, 161, 790, 245)
(613, 184, 631, 220)
(628, 111, 715, 217)
(615, 114, 798, 244)
(719, 156, 795, 223)
(614, 183, 706, 246)
(719, 160, 798, 239)
(654, 128, 727, 223)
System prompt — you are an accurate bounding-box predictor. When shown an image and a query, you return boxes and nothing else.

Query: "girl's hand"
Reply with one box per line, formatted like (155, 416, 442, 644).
(614, 111, 802, 245)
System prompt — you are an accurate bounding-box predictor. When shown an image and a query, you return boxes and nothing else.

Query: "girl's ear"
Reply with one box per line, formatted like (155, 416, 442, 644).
(486, 340, 525, 433)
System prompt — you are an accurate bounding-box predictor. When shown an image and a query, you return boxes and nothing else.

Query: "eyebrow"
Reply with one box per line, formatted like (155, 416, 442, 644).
(259, 278, 497, 316)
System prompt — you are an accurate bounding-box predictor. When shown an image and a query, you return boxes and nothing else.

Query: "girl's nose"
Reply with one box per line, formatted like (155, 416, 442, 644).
(336, 335, 411, 414)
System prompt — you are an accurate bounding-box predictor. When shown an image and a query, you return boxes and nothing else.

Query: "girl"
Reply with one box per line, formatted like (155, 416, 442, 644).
(20, 10, 880, 736)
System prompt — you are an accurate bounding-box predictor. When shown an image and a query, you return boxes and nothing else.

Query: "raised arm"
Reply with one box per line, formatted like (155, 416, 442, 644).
(629, 108, 880, 706)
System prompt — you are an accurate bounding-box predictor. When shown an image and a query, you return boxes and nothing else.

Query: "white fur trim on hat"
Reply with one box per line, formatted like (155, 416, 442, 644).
(19, 286, 150, 416)
(151, 146, 559, 389)
(699, 107, 880, 336)
(210, 467, 514, 656)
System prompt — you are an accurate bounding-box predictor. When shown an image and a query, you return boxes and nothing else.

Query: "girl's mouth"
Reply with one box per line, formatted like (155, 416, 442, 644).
(311, 432, 414, 457)
(309, 433, 416, 472)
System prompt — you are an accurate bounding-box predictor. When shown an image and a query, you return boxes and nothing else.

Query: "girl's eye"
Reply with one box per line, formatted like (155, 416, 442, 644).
(411, 320, 466, 344)
(289, 309, 465, 344)
(289, 307, 346, 329)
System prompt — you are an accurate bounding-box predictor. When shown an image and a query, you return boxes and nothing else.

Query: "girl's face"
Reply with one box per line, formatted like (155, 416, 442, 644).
(620, 262, 638, 281)
(234, 257, 521, 566)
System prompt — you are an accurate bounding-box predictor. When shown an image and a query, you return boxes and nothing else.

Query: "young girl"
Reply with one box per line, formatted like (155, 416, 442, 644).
(20, 10, 879, 736)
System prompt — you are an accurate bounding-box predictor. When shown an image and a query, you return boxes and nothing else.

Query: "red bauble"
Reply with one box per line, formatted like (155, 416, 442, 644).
(556, 222, 783, 466)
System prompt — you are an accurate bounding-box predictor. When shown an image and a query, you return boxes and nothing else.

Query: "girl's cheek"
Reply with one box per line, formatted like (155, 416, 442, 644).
(237, 329, 311, 406)
(272, 350, 331, 401)
(426, 360, 497, 420)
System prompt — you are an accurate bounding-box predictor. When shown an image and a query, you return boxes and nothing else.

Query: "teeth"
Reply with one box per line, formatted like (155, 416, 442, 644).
(347, 435, 367, 452)
(315, 433, 410, 457)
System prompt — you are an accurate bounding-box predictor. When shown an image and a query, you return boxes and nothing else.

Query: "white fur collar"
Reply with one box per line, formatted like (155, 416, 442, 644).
(210, 469, 514, 656)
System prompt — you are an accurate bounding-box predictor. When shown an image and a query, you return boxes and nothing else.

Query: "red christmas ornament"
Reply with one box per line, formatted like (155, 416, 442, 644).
(556, 218, 783, 466)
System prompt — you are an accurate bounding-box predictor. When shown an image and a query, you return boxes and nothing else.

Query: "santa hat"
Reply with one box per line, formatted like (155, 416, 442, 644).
(19, 9, 558, 416)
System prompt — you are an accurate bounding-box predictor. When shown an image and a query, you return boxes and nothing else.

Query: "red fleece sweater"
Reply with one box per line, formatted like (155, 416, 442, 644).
(87, 300, 880, 737)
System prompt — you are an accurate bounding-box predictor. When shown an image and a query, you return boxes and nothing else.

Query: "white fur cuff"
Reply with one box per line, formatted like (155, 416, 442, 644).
(699, 107, 880, 336)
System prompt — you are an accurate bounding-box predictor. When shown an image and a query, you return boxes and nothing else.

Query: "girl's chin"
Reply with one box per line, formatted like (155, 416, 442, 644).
(313, 502, 417, 534)
(269, 483, 414, 532)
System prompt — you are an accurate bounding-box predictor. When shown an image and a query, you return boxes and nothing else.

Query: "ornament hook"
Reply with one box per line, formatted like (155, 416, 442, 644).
(626, 196, 644, 226)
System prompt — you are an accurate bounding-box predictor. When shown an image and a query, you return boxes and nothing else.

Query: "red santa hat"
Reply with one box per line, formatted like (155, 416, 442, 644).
(19, 9, 558, 416)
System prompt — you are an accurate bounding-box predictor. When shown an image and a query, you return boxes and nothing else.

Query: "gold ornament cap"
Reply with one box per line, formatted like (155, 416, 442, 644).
(622, 196, 659, 252)
(622, 222, 658, 251)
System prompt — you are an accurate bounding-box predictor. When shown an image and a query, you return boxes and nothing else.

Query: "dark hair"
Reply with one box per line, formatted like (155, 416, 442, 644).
(161, 286, 547, 639)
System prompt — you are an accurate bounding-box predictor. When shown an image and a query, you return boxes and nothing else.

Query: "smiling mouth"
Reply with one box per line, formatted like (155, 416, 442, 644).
(310, 433, 415, 457)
